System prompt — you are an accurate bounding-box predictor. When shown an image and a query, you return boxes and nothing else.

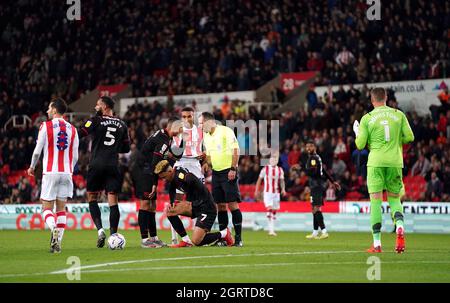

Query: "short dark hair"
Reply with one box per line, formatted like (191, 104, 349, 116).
(181, 107, 194, 112)
(50, 98, 68, 115)
(201, 112, 215, 121)
(100, 96, 115, 109)
(306, 139, 315, 145)
(162, 116, 181, 129)
(370, 87, 386, 102)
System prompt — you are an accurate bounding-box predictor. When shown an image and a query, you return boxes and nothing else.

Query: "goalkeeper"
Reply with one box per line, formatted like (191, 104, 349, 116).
(353, 87, 414, 253)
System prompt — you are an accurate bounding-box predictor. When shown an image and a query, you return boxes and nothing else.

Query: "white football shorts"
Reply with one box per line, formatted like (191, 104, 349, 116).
(41, 174, 73, 201)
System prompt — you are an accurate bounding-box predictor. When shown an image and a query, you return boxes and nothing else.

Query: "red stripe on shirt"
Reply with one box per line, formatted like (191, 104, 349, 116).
(185, 129, 192, 156)
(46, 121, 54, 172)
(69, 126, 76, 173)
(272, 166, 276, 193)
(58, 120, 67, 172)
(265, 166, 269, 192)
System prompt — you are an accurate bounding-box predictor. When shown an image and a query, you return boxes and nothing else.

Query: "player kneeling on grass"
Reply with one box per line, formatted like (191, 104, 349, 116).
(154, 160, 234, 247)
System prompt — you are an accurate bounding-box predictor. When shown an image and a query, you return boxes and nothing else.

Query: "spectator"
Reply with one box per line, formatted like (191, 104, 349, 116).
(331, 154, 347, 179)
(411, 154, 432, 177)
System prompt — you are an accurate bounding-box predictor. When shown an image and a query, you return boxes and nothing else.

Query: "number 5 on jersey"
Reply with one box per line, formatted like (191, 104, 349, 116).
(104, 127, 117, 146)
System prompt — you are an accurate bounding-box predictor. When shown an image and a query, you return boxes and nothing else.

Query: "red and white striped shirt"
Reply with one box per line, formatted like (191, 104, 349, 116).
(32, 118, 79, 174)
(259, 165, 284, 194)
(173, 124, 203, 159)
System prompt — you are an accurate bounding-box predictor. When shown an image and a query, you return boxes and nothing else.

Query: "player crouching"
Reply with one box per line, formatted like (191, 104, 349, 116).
(154, 160, 234, 247)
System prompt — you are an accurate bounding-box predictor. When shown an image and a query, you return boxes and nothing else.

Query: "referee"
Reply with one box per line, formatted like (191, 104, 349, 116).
(200, 112, 243, 247)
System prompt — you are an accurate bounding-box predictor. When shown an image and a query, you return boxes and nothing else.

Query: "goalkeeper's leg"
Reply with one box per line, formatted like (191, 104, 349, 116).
(388, 192, 405, 253)
(386, 168, 406, 253)
(369, 192, 383, 252)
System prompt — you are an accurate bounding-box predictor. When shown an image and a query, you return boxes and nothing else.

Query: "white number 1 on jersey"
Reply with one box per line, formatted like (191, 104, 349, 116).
(380, 120, 390, 142)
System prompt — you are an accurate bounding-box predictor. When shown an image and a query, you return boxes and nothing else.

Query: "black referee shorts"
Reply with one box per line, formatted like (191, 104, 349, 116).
(87, 165, 122, 194)
(131, 166, 156, 201)
(211, 169, 241, 203)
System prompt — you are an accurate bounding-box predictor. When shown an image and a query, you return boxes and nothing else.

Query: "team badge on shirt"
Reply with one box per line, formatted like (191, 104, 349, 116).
(311, 159, 316, 166)
(85, 121, 92, 128)
(178, 172, 185, 180)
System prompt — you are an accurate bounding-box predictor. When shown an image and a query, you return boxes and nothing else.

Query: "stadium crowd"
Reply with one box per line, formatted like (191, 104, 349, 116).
(1, 0, 449, 108)
(1, 84, 450, 203)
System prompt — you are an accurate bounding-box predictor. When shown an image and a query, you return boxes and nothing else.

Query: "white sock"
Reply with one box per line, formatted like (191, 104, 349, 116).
(374, 240, 381, 247)
(312, 230, 319, 236)
(220, 229, 227, 238)
(56, 211, 66, 243)
(142, 238, 149, 243)
(321, 228, 327, 234)
(98, 228, 105, 236)
(151, 236, 159, 241)
(182, 235, 192, 243)
(268, 217, 274, 234)
(42, 209, 56, 231)
(171, 226, 178, 240)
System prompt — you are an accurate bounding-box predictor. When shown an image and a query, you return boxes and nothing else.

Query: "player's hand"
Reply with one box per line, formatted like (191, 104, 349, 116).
(27, 167, 34, 177)
(202, 162, 209, 174)
(333, 182, 341, 191)
(196, 152, 206, 161)
(353, 120, 359, 137)
(254, 191, 260, 201)
(228, 169, 236, 181)
(291, 164, 301, 171)
(147, 185, 157, 200)
(281, 189, 286, 196)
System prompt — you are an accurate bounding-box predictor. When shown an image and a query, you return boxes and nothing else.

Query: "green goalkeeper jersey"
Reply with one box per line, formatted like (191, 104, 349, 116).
(355, 105, 414, 168)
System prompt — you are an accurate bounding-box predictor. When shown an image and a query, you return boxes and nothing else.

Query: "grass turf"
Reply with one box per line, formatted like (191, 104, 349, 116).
(0, 230, 449, 283)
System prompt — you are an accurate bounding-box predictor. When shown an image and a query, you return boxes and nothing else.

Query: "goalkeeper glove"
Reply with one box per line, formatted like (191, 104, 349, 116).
(353, 120, 360, 137)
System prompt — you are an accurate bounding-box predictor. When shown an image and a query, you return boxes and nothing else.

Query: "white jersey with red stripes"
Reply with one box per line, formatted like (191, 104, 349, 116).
(173, 124, 203, 160)
(35, 118, 79, 174)
(259, 165, 284, 194)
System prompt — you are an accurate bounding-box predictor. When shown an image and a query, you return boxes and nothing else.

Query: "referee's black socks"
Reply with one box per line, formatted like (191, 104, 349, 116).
(218, 210, 229, 231)
(231, 209, 242, 239)
(89, 201, 103, 230)
(138, 209, 150, 239)
(109, 205, 120, 235)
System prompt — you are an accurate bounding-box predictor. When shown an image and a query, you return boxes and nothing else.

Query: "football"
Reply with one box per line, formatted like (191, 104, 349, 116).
(107, 233, 126, 250)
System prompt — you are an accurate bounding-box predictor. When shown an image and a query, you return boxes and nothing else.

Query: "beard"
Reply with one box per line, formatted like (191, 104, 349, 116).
(96, 109, 103, 116)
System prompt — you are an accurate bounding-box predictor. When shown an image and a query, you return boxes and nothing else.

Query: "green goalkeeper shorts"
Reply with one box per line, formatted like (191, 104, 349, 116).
(367, 167, 404, 194)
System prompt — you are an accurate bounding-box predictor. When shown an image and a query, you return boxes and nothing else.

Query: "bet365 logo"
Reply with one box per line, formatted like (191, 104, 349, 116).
(66, 0, 81, 21)
(366, 0, 381, 21)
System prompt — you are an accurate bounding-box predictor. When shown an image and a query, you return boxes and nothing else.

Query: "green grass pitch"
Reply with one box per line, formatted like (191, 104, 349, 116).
(0, 230, 449, 283)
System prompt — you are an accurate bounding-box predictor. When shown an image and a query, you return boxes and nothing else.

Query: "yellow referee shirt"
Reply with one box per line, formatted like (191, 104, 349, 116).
(203, 125, 239, 171)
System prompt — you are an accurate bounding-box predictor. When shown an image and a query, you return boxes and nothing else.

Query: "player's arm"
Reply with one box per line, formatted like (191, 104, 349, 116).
(227, 127, 240, 180)
(355, 115, 368, 150)
(149, 140, 169, 185)
(72, 128, 79, 170)
(78, 117, 98, 138)
(119, 125, 131, 153)
(254, 168, 265, 201)
(401, 113, 415, 144)
(168, 180, 177, 205)
(28, 123, 47, 176)
(323, 163, 341, 191)
(280, 168, 286, 196)
(168, 137, 184, 161)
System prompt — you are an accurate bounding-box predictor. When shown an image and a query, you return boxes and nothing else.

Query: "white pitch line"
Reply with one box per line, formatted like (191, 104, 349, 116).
(2, 260, 450, 279)
(50, 250, 363, 274)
